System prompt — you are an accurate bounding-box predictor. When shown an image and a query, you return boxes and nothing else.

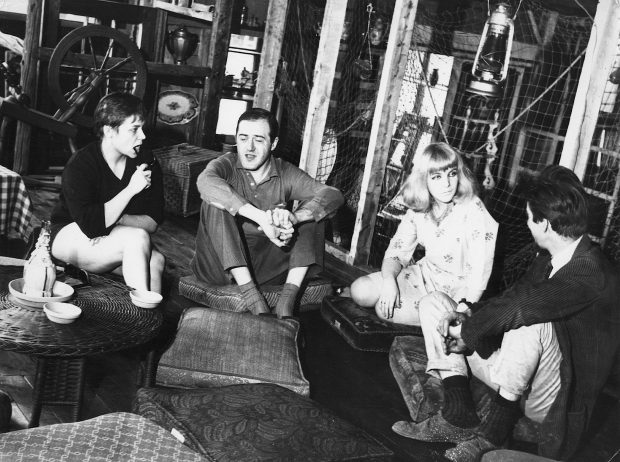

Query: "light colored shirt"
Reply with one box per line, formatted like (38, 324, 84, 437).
(549, 236, 582, 277)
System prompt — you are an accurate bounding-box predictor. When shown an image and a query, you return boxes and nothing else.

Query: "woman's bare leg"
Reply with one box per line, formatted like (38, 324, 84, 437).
(149, 249, 165, 294)
(51, 223, 154, 291)
(350, 272, 383, 307)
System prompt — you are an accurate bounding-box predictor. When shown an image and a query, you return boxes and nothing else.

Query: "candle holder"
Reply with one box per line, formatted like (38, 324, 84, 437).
(166, 25, 199, 65)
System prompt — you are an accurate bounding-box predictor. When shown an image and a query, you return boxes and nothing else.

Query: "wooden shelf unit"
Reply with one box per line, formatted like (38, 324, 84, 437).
(14, 0, 289, 173)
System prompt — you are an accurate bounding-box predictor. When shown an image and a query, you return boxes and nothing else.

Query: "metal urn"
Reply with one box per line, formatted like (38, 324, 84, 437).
(167, 25, 199, 65)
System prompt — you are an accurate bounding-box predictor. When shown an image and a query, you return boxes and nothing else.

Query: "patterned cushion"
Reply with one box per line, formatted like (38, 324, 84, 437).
(157, 307, 310, 395)
(0, 412, 205, 461)
(179, 275, 333, 313)
(134, 384, 393, 461)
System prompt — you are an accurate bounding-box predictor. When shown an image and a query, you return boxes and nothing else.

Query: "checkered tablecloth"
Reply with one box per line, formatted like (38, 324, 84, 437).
(0, 165, 33, 241)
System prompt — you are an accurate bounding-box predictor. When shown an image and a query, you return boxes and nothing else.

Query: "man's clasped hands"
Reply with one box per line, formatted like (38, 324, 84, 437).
(437, 307, 471, 355)
(259, 206, 298, 248)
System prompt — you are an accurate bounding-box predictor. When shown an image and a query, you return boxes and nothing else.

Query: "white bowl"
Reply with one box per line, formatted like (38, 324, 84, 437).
(129, 289, 162, 309)
(9, 279, 74, 308)
(43, 302, 82, 324)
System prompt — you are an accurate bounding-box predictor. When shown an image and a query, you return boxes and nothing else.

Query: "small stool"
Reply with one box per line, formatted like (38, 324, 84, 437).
(134, 383, 394, 461)
(179, 274, 334, 313)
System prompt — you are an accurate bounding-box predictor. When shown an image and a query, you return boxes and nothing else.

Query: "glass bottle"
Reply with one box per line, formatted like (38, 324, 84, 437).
(240, 1, 248, 25)
(23, 221, 56, 297)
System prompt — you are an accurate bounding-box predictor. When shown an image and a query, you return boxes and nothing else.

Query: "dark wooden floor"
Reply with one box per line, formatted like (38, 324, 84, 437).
(0, 185, 618, 461)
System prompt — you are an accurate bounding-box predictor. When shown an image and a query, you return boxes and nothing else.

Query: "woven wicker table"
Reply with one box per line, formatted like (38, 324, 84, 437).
(0, 262, 163, 427)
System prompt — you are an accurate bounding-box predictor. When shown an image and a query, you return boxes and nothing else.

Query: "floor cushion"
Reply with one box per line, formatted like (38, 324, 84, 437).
(156, 307, 310, 396)
(134, 383, 394, 461)
(389, 336, 444, 422)
(179, 274, 333, 313)
(0, 412, 204, 461)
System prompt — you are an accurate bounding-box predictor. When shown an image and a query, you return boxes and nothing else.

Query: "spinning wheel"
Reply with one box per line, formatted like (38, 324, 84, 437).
(47, 25, 148, 127)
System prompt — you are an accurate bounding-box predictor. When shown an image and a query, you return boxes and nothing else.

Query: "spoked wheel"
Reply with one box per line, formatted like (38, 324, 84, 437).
(47, 24, 148, 128)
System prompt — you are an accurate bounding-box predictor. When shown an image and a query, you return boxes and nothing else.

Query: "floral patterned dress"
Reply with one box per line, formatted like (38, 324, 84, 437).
(384, 196, 498, 312)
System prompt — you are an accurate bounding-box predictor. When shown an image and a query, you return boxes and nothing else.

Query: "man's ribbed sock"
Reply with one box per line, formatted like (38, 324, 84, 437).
(275, 283, 300, 318)
(442, 375, 481, 428)
(239, 280, 270, 315)
(478, 392, 521, 446)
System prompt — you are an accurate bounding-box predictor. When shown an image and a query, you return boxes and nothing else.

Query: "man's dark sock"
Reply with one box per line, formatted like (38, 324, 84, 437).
(275, 283, 300, 318)
(441, 375, 480, 428)
(239, 281, 270, 315)
(478, 392, 521, 446)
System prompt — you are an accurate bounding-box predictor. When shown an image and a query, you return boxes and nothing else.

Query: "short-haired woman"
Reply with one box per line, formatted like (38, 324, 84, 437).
(50, 93, 165, 293)
(350, 142, 498, 325)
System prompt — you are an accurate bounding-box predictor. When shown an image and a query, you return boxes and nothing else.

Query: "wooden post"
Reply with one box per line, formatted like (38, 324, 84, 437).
(498, 68, 523, 180)
(254, 0, 289, 110)
(348, 0, 419, 266)
(197, 0, 233, 147)
(13, 0, 44, 174)
(297, 0, 346, 178)
(559, 1, 620, 178)
(440, 57, 463, 139)
(42, 0, 61, 47)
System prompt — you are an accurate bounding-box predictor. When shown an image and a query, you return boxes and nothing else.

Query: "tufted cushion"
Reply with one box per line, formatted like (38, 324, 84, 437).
(178, 274, 333, 313)
(0, 412, 205, 461)
(157, 307, 309, 395)
(134, 383, 393, 461)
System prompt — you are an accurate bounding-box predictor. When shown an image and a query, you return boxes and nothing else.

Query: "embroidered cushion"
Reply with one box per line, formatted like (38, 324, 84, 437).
(156, 307, 309, 395)
(134, 383, 393, 461)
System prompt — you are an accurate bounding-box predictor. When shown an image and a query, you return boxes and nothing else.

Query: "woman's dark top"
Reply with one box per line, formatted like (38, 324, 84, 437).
(50, 142, 164, 240)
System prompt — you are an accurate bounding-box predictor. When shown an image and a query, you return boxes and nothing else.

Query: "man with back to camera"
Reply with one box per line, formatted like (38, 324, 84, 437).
(392, 165, 620, 461)
(191, 108, 344, 318)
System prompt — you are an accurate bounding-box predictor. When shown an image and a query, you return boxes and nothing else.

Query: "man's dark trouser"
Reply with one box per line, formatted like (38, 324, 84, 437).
(191, 201, 324, 286)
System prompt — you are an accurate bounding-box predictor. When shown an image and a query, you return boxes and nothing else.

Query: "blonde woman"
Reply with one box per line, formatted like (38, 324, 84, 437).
(350, 142, 498, 325)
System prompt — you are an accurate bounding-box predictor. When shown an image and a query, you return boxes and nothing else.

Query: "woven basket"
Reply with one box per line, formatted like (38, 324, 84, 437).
(153, 143, 221, 217)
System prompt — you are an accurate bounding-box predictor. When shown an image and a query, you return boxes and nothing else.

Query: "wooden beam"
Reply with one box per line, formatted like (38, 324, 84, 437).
(414, 25, 538, 65)
(298, 0, 346, 178)
(254, 0, 289, 110)
(324, 246, 372, 286)
(13, 0, 43, 174)
(349, 0, 419, 266)
(526, 10, 542, 45)
(559, 1, 620, 178)
(198, 0, 233, 147)
(59, 0, 151, 24)
(440, 57, 463, 140)
(0, 98, 78, 138)
(36, 47, 210, 78)
(541, 11, 559, 46)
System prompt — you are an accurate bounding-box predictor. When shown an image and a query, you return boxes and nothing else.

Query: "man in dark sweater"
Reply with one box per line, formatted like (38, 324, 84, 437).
(393, 166, 620, 461)
(191, 108, 343, 317)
